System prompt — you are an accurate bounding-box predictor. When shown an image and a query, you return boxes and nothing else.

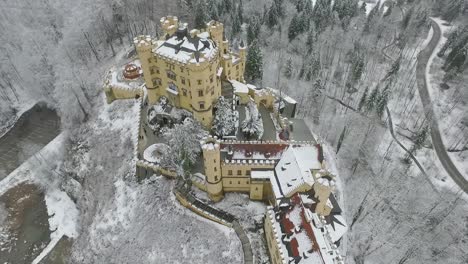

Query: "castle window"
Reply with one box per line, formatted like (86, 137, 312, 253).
(238, 181, 241, 185)
(180, 67, 184, 72)
(214, 159, 216, 163)
(215, 176, 218, 181)
(152, 78, 162, 87)
(167, 70, 176, 81)
(210, 75, 214, 83)
(148, 58, 152, 64)
(199, 102, 205, 109)
(246, 170, 250, 176)
(229, 181, 232, 184)
(237, 170, 241, 175)
(228, 170, 232, 176)
(182, 89, 187, 96)
(247, 180, 249, 184)
(168, 82, 178, 92)
(236, 65, 239, 70)
(255, 187, 258, 191)
(198, 90, 204, 97)
(211, 87, 214, 95)
(214, 167, 217, 172)
(197, 80, 202, 85)
(181, 77, 186, 85)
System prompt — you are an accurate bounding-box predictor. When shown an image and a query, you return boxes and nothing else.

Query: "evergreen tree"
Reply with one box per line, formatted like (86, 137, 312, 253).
(284, 58, 293, 78)
(247, 18, 260, 45)
(238, 0, 244, 24)
(296, 0, 305, 12)
(414, 126, 429, 149)
(232, 14, 241, 35)
(358, 86, 369, 111)
(366, 86, 379, 111)
(310, 54, 321, 79)
(306, 28, 315, 49)
(376, 86, 390, 118)
(298, 63, 306, 79)
(208, 0, 219, 20)
(245, 41, 263, 81)
(313, 0, 333, 32)
(305, 68, 312, 81)
(194, 1, 207, 29)
(441, 0, 463, 21)
(385, 55, 401, 80)
(360, 1, 367, 14)
(288, 16, 306, 40)
(267, 4, 279, 28)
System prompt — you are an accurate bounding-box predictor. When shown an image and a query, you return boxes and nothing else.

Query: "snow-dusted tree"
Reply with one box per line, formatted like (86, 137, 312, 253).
(358, 86, 369, 111)
(247, 17, 260, 44)
(288, 15, 306, 40)
(245, 40, 263, 81)
(375, 86, 390, 118)
(241, 101, 263, 139)
(162, 118, 208, 174)
(237, 0, 244, 24)
(284, 58, 293, 78)
(313, 0, 333, 32)
(212, 96, 238, 137)
(366, 86, 380, 112)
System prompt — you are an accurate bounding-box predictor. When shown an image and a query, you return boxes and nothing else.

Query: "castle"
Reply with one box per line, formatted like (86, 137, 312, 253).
(104, 16, 346, 264)
(135, 16, 246, 127)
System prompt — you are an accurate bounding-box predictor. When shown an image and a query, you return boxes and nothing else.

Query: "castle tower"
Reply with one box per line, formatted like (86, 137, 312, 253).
(207, 20, 225, 54)
(201, 136, 223, 201)
(160, 16, 179, 37)
(313, 173, 335, 216)
(238, 40, 247, 82)
(134, 35, 158, 104)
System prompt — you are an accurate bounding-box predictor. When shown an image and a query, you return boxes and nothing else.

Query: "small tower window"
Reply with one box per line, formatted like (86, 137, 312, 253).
(237, 170, 241, 175)
(199, 102, 205, 109)
(181, 77, 186, 85)
(197, 80, 202, 85)
(198, 90, 204, 97)
(215, 176, 218, 181)
(214, 167, 217, 172)
(228, 170, 232, 175)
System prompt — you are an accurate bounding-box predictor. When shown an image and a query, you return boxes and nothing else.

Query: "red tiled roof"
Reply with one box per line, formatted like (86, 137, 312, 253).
(221, 143, 289, 159)
(290, 237, 300, 257)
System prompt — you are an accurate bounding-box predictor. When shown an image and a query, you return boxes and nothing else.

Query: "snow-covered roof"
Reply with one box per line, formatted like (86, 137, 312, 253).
(251, 170, 275, 179)
(154, 31, 217, 64)
(267, 193, 346, 264)
(272, 145, 322, 198)
(230, 80, 249, 94)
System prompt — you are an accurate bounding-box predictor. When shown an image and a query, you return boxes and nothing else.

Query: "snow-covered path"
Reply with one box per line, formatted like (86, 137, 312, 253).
(416, 18, 468, 193)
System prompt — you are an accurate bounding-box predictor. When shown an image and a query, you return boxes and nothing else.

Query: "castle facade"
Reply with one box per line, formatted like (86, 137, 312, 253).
(135, 16, 246, 127)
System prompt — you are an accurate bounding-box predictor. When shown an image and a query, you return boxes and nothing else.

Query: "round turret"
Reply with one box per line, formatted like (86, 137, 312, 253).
(201, 136, 223, 201)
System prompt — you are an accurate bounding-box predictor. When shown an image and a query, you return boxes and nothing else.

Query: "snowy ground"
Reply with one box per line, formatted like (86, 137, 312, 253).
(65, 98, 242, 263)
(193, 190, 269, 264)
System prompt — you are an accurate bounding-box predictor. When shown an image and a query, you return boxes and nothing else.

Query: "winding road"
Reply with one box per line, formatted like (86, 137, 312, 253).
(416, 19, 468, 193)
